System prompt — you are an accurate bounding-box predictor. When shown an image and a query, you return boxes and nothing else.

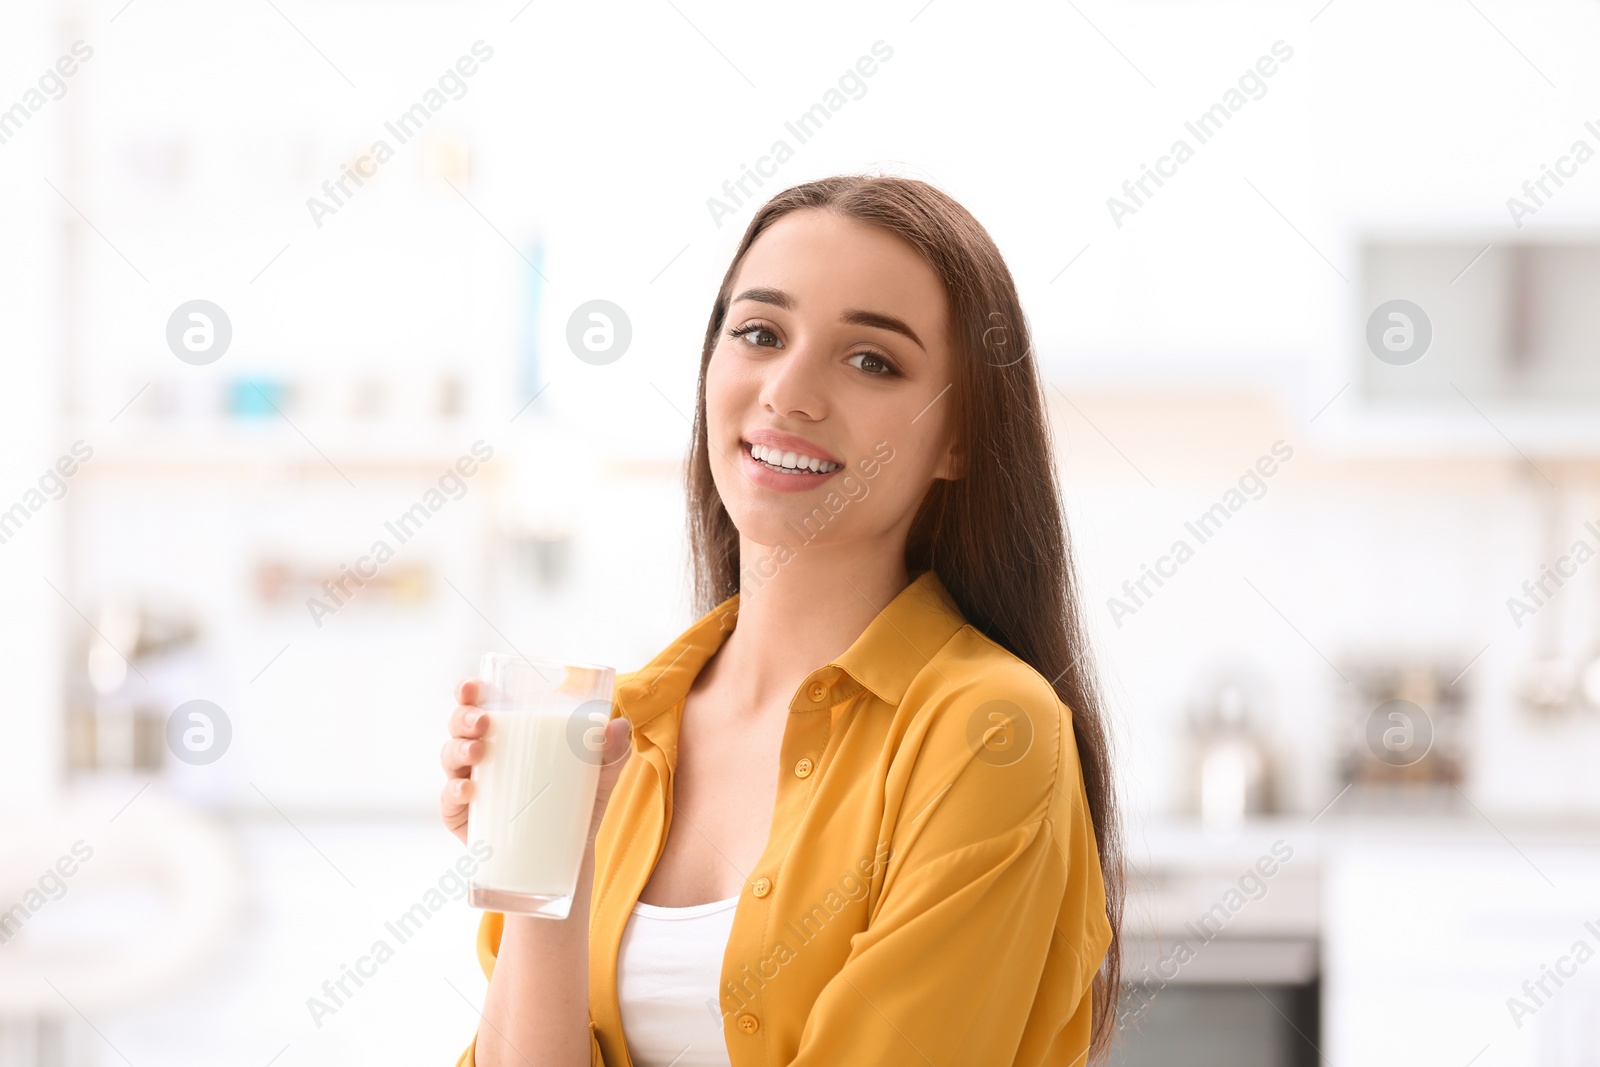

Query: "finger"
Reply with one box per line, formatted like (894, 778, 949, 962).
(443, 776, 474, 807)
(440, 737, 485, 776)
(449, 702, 488, 739)
(440, 779, 473, 830)
(455, 678, 481, 707)
(600, 716, 632, 770)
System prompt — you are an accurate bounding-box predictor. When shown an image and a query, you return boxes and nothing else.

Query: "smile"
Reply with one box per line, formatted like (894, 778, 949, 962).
(740, 440, 844, 479)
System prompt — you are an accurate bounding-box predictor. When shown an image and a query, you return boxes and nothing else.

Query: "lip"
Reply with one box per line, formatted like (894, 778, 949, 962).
(737, 431, 845, 492)
(741, 429, 841, 465)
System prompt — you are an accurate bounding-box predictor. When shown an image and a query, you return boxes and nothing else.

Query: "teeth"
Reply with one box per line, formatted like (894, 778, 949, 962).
(748, 442, 842, 473)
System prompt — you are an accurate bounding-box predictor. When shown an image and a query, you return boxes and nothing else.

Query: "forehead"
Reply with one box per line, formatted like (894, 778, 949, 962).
(730, 209, 948, 342)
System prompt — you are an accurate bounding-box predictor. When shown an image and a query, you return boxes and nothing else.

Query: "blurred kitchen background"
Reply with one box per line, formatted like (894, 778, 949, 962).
(5, 0, 1600, 1064)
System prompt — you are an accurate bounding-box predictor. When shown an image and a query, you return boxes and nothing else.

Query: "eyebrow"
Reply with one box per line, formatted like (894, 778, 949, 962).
(731, 286, 926, 352)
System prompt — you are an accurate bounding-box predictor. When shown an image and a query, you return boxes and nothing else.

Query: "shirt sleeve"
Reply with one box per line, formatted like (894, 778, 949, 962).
(786, 663, 1107, 1066)
(454, 910, 608, 1067)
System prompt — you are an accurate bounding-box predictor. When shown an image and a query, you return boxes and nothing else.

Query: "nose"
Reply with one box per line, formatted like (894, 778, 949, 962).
(756, 339, 828, 421)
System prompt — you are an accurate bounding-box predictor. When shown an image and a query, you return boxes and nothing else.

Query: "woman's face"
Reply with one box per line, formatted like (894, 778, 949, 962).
(705, 208, 960, 555)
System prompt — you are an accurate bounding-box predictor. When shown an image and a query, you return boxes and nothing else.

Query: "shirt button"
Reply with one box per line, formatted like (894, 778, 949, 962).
(794, 757, 814, 778)
(808, 682, 827, 702)
(736, 1013, 760, 1034)
(751, 876, 772, 898)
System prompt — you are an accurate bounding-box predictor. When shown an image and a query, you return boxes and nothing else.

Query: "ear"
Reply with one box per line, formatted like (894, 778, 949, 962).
(932, 437, 964, 481)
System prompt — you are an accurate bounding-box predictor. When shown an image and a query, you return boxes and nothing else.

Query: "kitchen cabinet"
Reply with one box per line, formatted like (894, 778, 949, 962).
(1323, 818, 1600, 1067)
(1124, 816, 1600, 1067)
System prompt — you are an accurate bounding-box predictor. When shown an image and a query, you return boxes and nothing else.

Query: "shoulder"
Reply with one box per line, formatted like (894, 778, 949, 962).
(889, 624, 1076, 830)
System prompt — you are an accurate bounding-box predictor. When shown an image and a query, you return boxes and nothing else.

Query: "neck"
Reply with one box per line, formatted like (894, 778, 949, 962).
(708, 533, 912, 711)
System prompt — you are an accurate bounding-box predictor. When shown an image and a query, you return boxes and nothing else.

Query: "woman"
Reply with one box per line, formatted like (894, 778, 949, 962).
(440, 175, 1124, 1066)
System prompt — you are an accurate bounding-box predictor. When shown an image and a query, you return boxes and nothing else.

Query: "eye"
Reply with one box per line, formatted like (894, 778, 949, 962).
(728, 323, 781, 349)
(846, 350, 899, 377)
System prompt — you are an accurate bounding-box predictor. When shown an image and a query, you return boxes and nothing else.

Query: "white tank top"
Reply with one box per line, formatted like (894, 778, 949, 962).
(615, 895, 738, 1067)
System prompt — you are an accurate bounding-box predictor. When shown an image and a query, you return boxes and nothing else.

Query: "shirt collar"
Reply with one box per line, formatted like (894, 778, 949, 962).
(613, 569, 968, 730)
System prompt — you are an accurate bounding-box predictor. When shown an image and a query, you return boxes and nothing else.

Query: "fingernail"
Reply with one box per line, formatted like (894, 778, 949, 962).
(465, 712, 480, 728)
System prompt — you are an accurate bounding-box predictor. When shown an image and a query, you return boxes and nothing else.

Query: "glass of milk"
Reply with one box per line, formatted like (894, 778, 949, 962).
(467, 651, 616, 919)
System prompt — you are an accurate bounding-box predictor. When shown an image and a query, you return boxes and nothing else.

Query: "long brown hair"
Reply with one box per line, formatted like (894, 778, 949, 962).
(683, 174, 1124, 1060)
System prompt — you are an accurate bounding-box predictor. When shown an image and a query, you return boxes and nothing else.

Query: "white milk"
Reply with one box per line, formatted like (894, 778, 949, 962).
(468, 693, 602, 910)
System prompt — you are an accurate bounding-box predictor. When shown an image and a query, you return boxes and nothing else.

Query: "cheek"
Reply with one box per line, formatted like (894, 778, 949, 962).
(862, 459, 928, 520)
(704, 348, 749, 434)
(855, 420, 951, 515)
(704, 349, 757, 504)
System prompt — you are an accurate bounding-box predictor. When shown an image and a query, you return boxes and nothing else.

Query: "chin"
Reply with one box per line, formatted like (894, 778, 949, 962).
(718, 493, 799, 549)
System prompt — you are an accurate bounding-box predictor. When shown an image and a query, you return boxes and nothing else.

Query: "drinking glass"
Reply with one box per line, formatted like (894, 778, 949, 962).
(467, 652, 616, 919)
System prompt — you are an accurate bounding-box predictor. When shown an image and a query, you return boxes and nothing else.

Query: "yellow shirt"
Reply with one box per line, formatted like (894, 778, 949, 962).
(456, 569, 1112, 1066)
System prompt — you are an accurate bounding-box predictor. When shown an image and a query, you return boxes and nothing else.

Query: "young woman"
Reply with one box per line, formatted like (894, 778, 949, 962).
(440, 175, 1124, 1066)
